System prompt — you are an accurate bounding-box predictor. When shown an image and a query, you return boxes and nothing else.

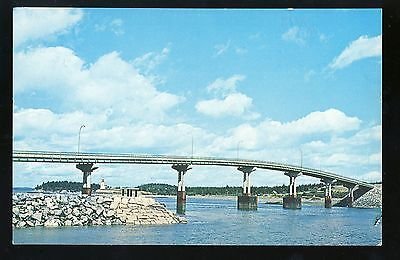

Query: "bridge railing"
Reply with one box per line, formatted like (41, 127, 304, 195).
(12, 150, 374, 188)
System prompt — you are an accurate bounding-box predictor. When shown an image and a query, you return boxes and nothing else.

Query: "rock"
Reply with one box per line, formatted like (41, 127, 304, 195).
(44, 218, 60, 227)
(19, 213, 28, 219)
(72, 208, 80, 216)
(106, 210, 115, 217)
(96, 207, 104, 215)
(64, 207, 72, 215)
(119, 203, 128, 209)
(49, 204, 59, 210)
(353, 185, 382, 208)
(113, 197, 122, 204)
(12, 192, 182, 228)
(103, 197, 113, 203)
(86, 208, 93, 215)
(42, 208, 50, 215)
(17, 221, 26, 228)
(114, 219, 122, 225)
(126, 215, 137, 223)
(26, 220, 35, 227)
(72, 219, 82, 226)
(121, 197, 129, 205)
(96, 197, 104, 204)
(177, 216, 187, 224)
(31, 212, 42, 221)
(81, 216, 88, 223)
(110, 202, 118, 209)
(12, 207, 20, 216)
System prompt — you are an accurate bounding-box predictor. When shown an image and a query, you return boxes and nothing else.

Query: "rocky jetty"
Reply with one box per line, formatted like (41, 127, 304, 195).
(353, 184, 382, 208)
(12, 193, 186, 228)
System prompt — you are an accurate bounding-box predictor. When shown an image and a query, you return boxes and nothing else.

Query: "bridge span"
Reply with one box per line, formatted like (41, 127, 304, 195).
(13, 150, 374, 212)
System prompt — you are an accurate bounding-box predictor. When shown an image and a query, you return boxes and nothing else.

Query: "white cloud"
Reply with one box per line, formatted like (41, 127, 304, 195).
(214, 40, 231, 56)
(235, 47, 248, 55)
(359, 171, 381, 183)
(282, 26, 307, 45)
(13, 8, 83, 48)
(206, 74, 245, 95)
(110, 18, 124, 36)
(196, 93, 255, 118)
(319, 33, 328, 43)
(304, 69, 316, 82)
(133, 47, 170, 74)
(196, 75, 259, 119)
(329, 34, 382, 70)
(303, 125, 381, 154)
(13, 106, 380, 187)
(14, 46, 85, 93)
(14, 46, 183, 123)
(207, 108, 362, 153)
(284, 109, 361, 134)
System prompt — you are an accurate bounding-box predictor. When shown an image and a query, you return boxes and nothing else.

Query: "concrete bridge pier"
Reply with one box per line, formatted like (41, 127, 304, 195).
(321, 178, 336, 208)
(283, 171, 302, 209)
(344, 184, 359, 208)
(172, 164, 192, 214)
(76, 163, 98, 195)
(237, 166, 257, 210)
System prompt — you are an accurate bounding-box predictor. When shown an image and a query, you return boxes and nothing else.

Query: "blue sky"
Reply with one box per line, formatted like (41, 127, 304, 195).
(13, 8, 381, 188)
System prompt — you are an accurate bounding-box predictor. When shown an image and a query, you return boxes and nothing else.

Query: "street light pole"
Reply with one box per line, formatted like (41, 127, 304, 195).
(237, 141, 242, 160)
(78, 125, 85, 154)
(191, 135, 194, 159)
(299, 148, 303, 171)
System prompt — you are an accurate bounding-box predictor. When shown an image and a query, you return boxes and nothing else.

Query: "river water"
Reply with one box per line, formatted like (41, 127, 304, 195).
(12, 194, 381, 245)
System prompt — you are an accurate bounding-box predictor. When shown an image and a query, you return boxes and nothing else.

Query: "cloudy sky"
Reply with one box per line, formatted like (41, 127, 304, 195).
(13, 8, 382, 188)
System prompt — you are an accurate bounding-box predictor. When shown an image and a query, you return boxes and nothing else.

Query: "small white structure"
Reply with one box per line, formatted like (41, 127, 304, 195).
(95, 178, 139, 197)
(100, 179, 106, 190)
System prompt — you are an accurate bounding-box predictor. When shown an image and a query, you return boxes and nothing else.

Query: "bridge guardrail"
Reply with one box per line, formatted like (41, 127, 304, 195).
(12, 150, 374, 189)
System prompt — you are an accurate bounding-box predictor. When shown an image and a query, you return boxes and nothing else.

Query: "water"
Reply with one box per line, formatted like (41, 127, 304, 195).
(13, 196, 382, 245)
(13, 187, 34, 193)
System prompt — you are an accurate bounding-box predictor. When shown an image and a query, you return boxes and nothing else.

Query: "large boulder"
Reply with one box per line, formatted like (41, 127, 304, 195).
(31, 212, 42, 222)
(53, 209, 62, 216)
(12, 207, 20, 216)
(44, 218, 60, 227)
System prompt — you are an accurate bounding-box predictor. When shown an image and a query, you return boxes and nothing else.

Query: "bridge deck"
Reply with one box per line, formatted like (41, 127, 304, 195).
(12, 150, 374, 189)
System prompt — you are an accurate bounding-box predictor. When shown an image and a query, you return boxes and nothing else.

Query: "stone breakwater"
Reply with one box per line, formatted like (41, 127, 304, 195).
(12, 193, 187, 228)
(353, 184, 382, 209)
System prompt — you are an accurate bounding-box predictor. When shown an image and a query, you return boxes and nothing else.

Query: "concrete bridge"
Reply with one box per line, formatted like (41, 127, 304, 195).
(13, 150, 374, 213)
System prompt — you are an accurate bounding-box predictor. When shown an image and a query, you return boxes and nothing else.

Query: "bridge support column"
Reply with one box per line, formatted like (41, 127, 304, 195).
(344, 184, 358, 208)
(283, 172, 302, 209)
(237, 166, 257, 210)
(76, 163, 98, 195)
(321, 178, 336, 208)
(172, 164, 192, 214)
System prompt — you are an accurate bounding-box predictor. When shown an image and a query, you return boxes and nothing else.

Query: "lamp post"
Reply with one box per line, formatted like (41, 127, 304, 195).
(78, 125, 85, 154)
(237, 141, 242, 160)
(299, 148, 303, 171)
(191, 135, 194, 159)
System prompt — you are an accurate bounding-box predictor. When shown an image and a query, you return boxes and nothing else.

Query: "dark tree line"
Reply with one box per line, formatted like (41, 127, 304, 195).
(35, 181, 100, 192)
(136, 183, 346, 197)
(35, 181, 349, 198)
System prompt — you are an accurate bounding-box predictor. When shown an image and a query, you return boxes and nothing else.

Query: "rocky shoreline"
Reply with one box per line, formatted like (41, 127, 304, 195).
(12, 193, 186, 228)
(352, 184, 382, 209)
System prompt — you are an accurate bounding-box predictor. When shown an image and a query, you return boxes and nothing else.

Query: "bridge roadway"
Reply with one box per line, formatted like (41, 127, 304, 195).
(12, 150, 374, 190)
